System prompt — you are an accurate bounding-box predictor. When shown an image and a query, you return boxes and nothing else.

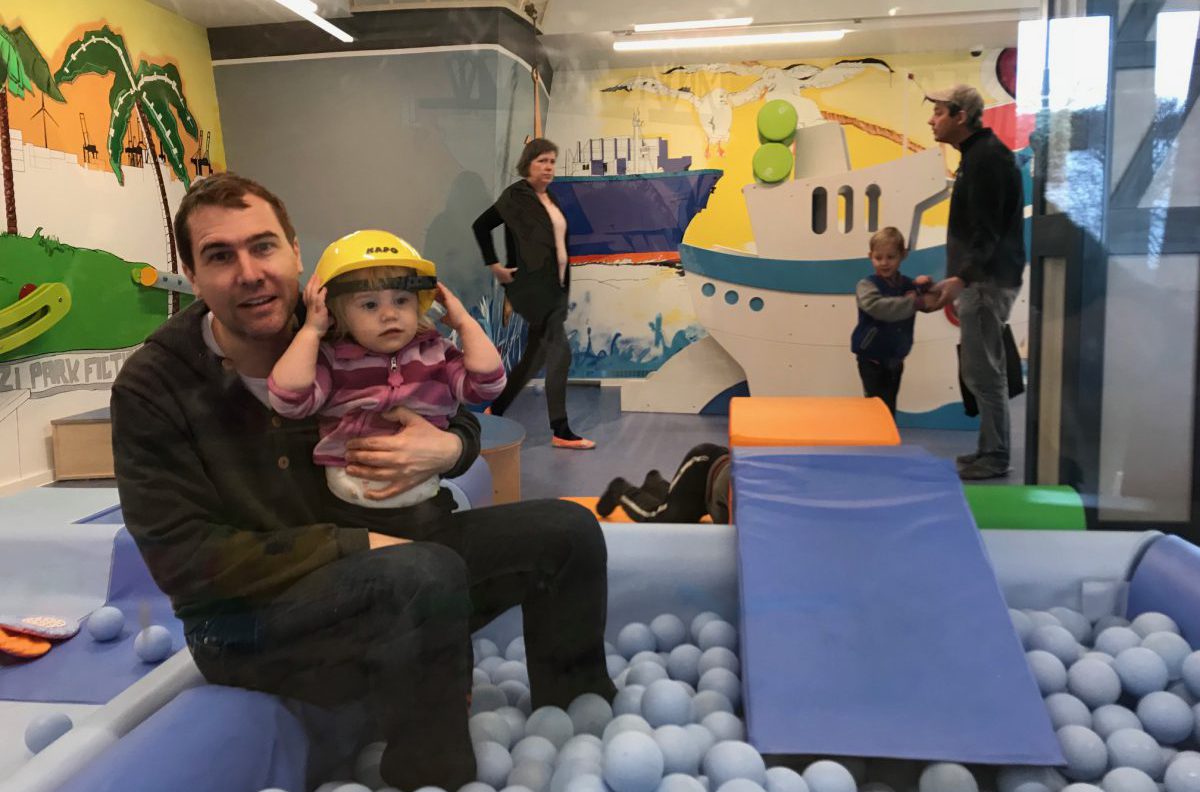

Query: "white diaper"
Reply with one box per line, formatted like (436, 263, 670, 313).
(325, 466, 441, 509)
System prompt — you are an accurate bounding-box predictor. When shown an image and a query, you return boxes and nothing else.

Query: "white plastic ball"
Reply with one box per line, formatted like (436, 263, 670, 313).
(650, 615, 688, 652)
(692, 691, 734, 721)
(1096, 627, 1144, 657)
(473, 713, 515, 750)
(763, 767, 807, 792)
(512, 736, 557, 766)
(134, 625, 173, 663)
(568, 693, 613, 738)
(1026, 650, 1068, 695)
(86, 606, 125, 642)
(527, 707, 574, 749)
(1056, 725, 1107, 781)
(1181, 652, 1200, 698)
(1101, 766, 1158, 792)
(618, 624, 658, 660)
(1049, 607, 1092, 644)
(697, 621, 738, 653)
(697, 668, 740, 710)
(603, 731, 664, 792)
(558, 735, 604, 766)
(1093, 615, 1131, 632)
(697, 648, 740, 678)
(473, 685, 510, 714)
(642, 680, 694, 728)
(1143, 632, 1193, 681)
(713, 781, 763, 792)
(565, 776, 608, 792)
(666, 645, 703, 686)
(1029, 625, 1081, 666)
(476, 669, 492, 687)
(632, 652, 667, 669)
(603, 714, 655, 745)
(653, 725, 701, 776)
(702, 741, 766, 789)
(24, 712, 72, 753)
(1045, 693, 1093, 730)
(628, 664, 670, 688)
(509, 761, 553, 792)
(475, 742, 515, 789)
(507, 637, 527, 662)
(481, 657, 508, 678)
(700, 712, 744, 743)
(1136, 691, 1195, 745)
(1080, 651, 1115, 666)
(496, 706, 528, 740)
(500, 681, 531, 708)
(475, 638, 500, 663)
(1066, 657, 1121, 708)
(996, 766, 1068, 792)
(1010, 609, 1034, 648)
(918, 762, 978, 792)
(1164, 752, 1200, 792)
(329, 785, 372, 792)
(690, 613, 722, 643)
(1130, 612, 1180, 638)
(657, 774, 707, 792)
(461, 784, 497, 792)
(1106, 728, 1166, 779)
(551, 760, 602, 792)
(609, 655, 630, 678)
(1091, 704, 1142, 740)
(1060, 785, 1102, 792)
(614, 686, 646, 718)
(799, 760, 854, 792)
(1027, 610, 1063, 629)
(495, 661, 531, 687)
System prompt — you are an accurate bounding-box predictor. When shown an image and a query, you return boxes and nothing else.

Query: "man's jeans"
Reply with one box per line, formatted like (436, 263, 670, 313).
(958, 284, 1019, 470)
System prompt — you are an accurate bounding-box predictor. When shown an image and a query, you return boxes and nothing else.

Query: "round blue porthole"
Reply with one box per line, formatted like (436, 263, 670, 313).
(701, 283, 716, 297)
(749, 297, 764, 311)
(724, 290, 739, 305)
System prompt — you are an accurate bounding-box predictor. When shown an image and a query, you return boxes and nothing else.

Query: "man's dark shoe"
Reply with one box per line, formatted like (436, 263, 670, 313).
(956, 452, 980, 467)
(957, 460, 1009, 481)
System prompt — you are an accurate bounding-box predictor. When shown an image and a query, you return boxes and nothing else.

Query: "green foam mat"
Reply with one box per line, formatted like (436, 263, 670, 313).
(964, 485, 1085, 530)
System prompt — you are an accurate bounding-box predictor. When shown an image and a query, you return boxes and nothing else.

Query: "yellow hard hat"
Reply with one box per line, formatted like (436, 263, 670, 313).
(314, 230, 438, 314)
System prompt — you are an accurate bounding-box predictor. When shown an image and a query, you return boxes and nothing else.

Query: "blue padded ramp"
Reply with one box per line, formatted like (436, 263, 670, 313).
(1127, 534, 1200, 647)
(733, 446, 1062, 764)
(0, 529, 184, 704)
(54, 686, 308, 792)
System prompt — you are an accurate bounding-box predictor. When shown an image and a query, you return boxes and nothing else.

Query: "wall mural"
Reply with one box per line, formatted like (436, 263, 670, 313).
(0, 0, 223, 487)
(547, 48, 1032, 427)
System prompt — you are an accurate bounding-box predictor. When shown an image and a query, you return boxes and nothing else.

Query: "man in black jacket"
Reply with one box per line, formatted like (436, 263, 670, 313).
(111, 173, 615, 790)
(928, 84, 1026, 481)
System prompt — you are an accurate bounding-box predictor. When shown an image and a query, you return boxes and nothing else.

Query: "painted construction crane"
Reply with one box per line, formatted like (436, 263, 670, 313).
(79, 112, 98, 163)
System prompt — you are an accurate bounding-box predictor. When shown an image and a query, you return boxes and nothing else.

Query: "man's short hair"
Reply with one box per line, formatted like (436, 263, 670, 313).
(926, 84, 985, 129)
(174, 172, 297, 272)
(516, 138, 558, 177)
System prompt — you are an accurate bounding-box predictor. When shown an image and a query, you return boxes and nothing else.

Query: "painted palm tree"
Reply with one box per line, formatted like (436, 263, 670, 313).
(1, 24, 64, 235)
(54, 26, 198, 315)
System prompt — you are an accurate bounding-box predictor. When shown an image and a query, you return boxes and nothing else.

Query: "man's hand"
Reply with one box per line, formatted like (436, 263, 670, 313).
(489, 262, 517, 285)
(344, 406, 464, 501)
(368, 532, 412, 549)
(931, 276, 965, 309)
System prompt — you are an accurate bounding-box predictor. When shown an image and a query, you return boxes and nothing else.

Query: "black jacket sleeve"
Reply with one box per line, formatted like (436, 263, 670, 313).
(442, 403, 482, 479)
(472, 204, 504, 266)
(111, 369, 369, 615)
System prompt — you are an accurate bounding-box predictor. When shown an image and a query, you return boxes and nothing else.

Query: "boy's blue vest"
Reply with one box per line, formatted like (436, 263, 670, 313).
(851, 273, 916, 363)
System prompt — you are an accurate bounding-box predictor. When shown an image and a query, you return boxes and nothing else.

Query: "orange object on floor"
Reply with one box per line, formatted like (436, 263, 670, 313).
(0, 627, 52, 659)
(552, 436, 596, 450)
(728, 396, 900, 447)
(561, 496, 713, 524)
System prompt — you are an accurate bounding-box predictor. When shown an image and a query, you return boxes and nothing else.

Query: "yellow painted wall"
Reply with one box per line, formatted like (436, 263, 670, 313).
(0, 0, 224, 178)
(577, 50, 1007, 252)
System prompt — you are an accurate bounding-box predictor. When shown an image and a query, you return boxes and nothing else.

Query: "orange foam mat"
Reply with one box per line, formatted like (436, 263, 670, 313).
(729, 396, 900, 447)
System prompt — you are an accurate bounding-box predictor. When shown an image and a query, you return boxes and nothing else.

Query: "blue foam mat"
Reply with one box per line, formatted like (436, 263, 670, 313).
(1127, 534, 1200, 648)
(732, 446, 1062, 764)
(0, 528, 183, 704)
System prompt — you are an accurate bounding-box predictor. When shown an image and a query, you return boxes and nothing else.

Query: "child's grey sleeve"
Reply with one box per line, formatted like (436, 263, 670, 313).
(856, 279, 917, 322)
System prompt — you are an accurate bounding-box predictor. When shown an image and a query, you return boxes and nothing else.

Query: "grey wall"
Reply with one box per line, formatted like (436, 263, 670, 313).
(214, 47, 541, 313)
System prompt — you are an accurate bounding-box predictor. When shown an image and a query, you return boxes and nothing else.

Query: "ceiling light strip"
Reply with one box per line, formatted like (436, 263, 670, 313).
(614, 29, 846, 52)
(633, 17, 754, 33)
(271, 0, 355, 43)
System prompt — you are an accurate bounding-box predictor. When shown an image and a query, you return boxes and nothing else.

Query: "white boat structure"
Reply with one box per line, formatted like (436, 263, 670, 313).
(624, 120, 1030, 423)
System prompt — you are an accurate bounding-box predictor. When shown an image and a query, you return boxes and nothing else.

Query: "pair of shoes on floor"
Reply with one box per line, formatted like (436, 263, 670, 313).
(957, 459, 1010, 481)
(552, 435, 596, 450)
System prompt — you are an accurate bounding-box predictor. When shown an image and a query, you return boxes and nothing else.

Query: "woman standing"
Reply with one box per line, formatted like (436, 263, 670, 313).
(472, 138, 595, 449)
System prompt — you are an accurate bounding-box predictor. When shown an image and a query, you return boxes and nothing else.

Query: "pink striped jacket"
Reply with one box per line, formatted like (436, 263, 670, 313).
(268, 331, 506, 466)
